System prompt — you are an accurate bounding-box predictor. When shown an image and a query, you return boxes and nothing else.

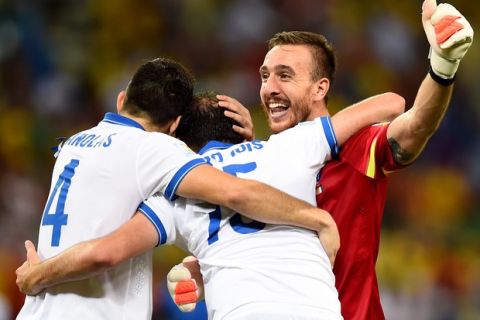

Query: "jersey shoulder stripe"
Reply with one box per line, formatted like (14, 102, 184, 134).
(138, 202, 168, 246)
(165, 158, 208, 200)
(319, 116, 339, 159)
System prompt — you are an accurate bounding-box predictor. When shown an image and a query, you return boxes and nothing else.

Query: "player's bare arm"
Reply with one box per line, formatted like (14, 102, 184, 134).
(16, 213, 158, 296)
(176, 164, 338, 235)
(387, 0, 473, 165)
(331, 92, 405, 146)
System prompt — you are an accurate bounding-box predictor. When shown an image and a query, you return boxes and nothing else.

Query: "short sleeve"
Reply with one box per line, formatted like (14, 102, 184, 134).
(136, 133, 207, 200)
(138, 196, 178, 246)
(267, 116, 338, 171)
(339, 123, 408, 179)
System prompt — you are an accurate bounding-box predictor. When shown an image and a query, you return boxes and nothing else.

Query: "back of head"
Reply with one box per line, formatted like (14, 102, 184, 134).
(176, 91, 244, 152)
(267, 31, 337, 85)
(123, 57, 194, 127)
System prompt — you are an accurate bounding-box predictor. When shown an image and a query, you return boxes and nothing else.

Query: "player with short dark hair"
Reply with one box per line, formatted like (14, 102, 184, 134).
(175, 91, 244, 152)
(15, 57, 353, 320)
(122, 57, 194, 125)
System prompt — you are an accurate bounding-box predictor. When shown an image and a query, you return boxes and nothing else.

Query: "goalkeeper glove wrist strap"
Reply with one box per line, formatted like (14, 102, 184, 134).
(429, 65, 455, 86)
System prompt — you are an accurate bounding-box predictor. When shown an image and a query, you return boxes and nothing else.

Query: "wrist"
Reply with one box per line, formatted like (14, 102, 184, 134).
(428, 66, 455, 86)
(429, 48, 459, 81)
(315, 209, 336, 231)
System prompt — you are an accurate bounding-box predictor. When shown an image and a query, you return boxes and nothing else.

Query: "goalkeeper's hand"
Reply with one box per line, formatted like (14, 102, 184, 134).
(422, 0, 474, 79)
(166, 256, 204, 312)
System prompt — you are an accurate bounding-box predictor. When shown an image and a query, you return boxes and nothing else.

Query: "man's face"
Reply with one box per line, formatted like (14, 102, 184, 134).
(259, 44, 317, 134)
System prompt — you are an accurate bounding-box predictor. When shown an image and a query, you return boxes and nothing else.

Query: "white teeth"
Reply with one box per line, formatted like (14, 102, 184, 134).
(268, 102, 287, 109)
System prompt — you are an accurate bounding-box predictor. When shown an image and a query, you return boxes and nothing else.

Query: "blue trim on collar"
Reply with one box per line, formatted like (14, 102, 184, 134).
(101, 112, 145, 131)
(198, 140, 234, 155)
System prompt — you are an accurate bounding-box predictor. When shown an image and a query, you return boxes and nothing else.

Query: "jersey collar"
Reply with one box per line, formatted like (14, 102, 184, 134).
(198, 140, 234, 155)
(101, 112, 145, 131)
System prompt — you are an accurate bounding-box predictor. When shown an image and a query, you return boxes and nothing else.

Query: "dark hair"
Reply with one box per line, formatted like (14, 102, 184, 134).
(267, 31, 337, 85)
(123, 57, 195, 126)
(176, 91, 244, 152)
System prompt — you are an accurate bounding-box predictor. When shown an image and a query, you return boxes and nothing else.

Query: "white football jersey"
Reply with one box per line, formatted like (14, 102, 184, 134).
(17, 112, 206, 320)
(142, 117, 343, 319)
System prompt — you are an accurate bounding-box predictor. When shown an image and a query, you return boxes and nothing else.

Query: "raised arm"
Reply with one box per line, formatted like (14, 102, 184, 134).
(386, 0, 473, 165)
(331, 92, 405, 146)
(16, 213, 158, 295)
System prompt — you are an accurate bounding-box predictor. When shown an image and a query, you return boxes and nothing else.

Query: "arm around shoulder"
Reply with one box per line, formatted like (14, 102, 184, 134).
(176, 164, 333, 232)
(331, 92, 405, 146)
(16, 213, 158, 295)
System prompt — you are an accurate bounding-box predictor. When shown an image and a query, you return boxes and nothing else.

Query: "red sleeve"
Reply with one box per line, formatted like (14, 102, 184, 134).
(339, 123, 407, 179)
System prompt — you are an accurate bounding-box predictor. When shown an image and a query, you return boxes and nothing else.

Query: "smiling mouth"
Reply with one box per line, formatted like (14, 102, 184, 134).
(268, 102, 289, 121)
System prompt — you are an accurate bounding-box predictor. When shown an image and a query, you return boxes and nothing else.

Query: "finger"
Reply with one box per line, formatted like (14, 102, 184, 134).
(178, 302, 197, 312)
(182, 256, 198, 263)
(217, 96, 248, 116)
(167, 264, 191, 282)
(218, 101, 245, 117)
(167, 278, 177, 295)
(431, 3, 459, 25)
(440, 23, 473, 49)
(216, 94, 236, 103)
(422, 0, 438, 22)
(181, 256, 202, 279)
(25, 240, 40, 264)
(224, 110, 246, 126)
(175, 279, 197, 294)
(175, 292, 198, 305)
(434, 16, 463, 44)
(232, 125, 252, 141)
(16, 261, 28, 275)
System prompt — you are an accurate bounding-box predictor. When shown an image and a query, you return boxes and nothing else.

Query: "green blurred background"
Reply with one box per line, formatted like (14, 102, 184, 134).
(0, 0, 478, 319)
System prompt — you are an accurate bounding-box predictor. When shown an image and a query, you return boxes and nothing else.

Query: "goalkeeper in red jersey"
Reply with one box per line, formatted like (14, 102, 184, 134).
(167, 0, 473, 319)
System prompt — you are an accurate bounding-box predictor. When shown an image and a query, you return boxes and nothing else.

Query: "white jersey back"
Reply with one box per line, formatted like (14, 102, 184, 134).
(17, 113, 206, 320)
(142, 117, 343, 319)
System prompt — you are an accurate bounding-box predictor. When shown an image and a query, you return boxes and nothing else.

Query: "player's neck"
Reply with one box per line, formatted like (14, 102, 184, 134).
(122, 112, 170, 134)
(306, 103, 329, 120)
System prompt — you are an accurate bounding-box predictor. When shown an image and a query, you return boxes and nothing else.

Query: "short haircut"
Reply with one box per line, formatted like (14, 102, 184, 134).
(123, 57, 195, 126)
(176, 91, 244, 152)
(267, 31, 337, 85)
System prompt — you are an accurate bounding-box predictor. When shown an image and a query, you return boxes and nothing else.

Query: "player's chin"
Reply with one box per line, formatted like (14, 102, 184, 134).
(269, 118, 294, 133)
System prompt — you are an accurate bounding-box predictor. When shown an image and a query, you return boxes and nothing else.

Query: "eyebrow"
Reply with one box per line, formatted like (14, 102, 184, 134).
(259, 64, 295, 75)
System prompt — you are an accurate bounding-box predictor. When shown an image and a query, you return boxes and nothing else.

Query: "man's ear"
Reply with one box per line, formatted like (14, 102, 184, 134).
(313, 78, 330, 102)
(168, 115, 182, 135)
(117, 91, 127, 113)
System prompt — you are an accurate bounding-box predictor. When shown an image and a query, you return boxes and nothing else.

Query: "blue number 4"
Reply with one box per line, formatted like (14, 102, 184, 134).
(42, 159, 79, 246)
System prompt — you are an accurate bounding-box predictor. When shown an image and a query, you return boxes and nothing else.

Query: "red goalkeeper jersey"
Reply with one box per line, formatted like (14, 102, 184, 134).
(316, 123, 406, 320)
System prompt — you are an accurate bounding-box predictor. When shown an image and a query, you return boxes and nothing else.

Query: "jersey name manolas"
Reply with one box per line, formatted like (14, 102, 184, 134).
(141, 117, 344, 320)
(17, 113, 206, 320)
(316, 123, 406, 320)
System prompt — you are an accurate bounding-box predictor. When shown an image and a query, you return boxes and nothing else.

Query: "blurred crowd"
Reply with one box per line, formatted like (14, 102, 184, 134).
(0, 0, 479, 319)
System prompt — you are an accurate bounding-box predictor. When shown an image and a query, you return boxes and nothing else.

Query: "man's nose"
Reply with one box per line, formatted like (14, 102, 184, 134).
(262, 75, 280, 96)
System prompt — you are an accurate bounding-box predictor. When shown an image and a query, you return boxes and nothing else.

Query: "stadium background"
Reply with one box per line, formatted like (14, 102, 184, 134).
(0, 0, 478, 319)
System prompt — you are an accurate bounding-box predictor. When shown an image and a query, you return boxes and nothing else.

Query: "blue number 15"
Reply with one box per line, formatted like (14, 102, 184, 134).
(207, 162, 266, 244)
(41, 159, 79, 246)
